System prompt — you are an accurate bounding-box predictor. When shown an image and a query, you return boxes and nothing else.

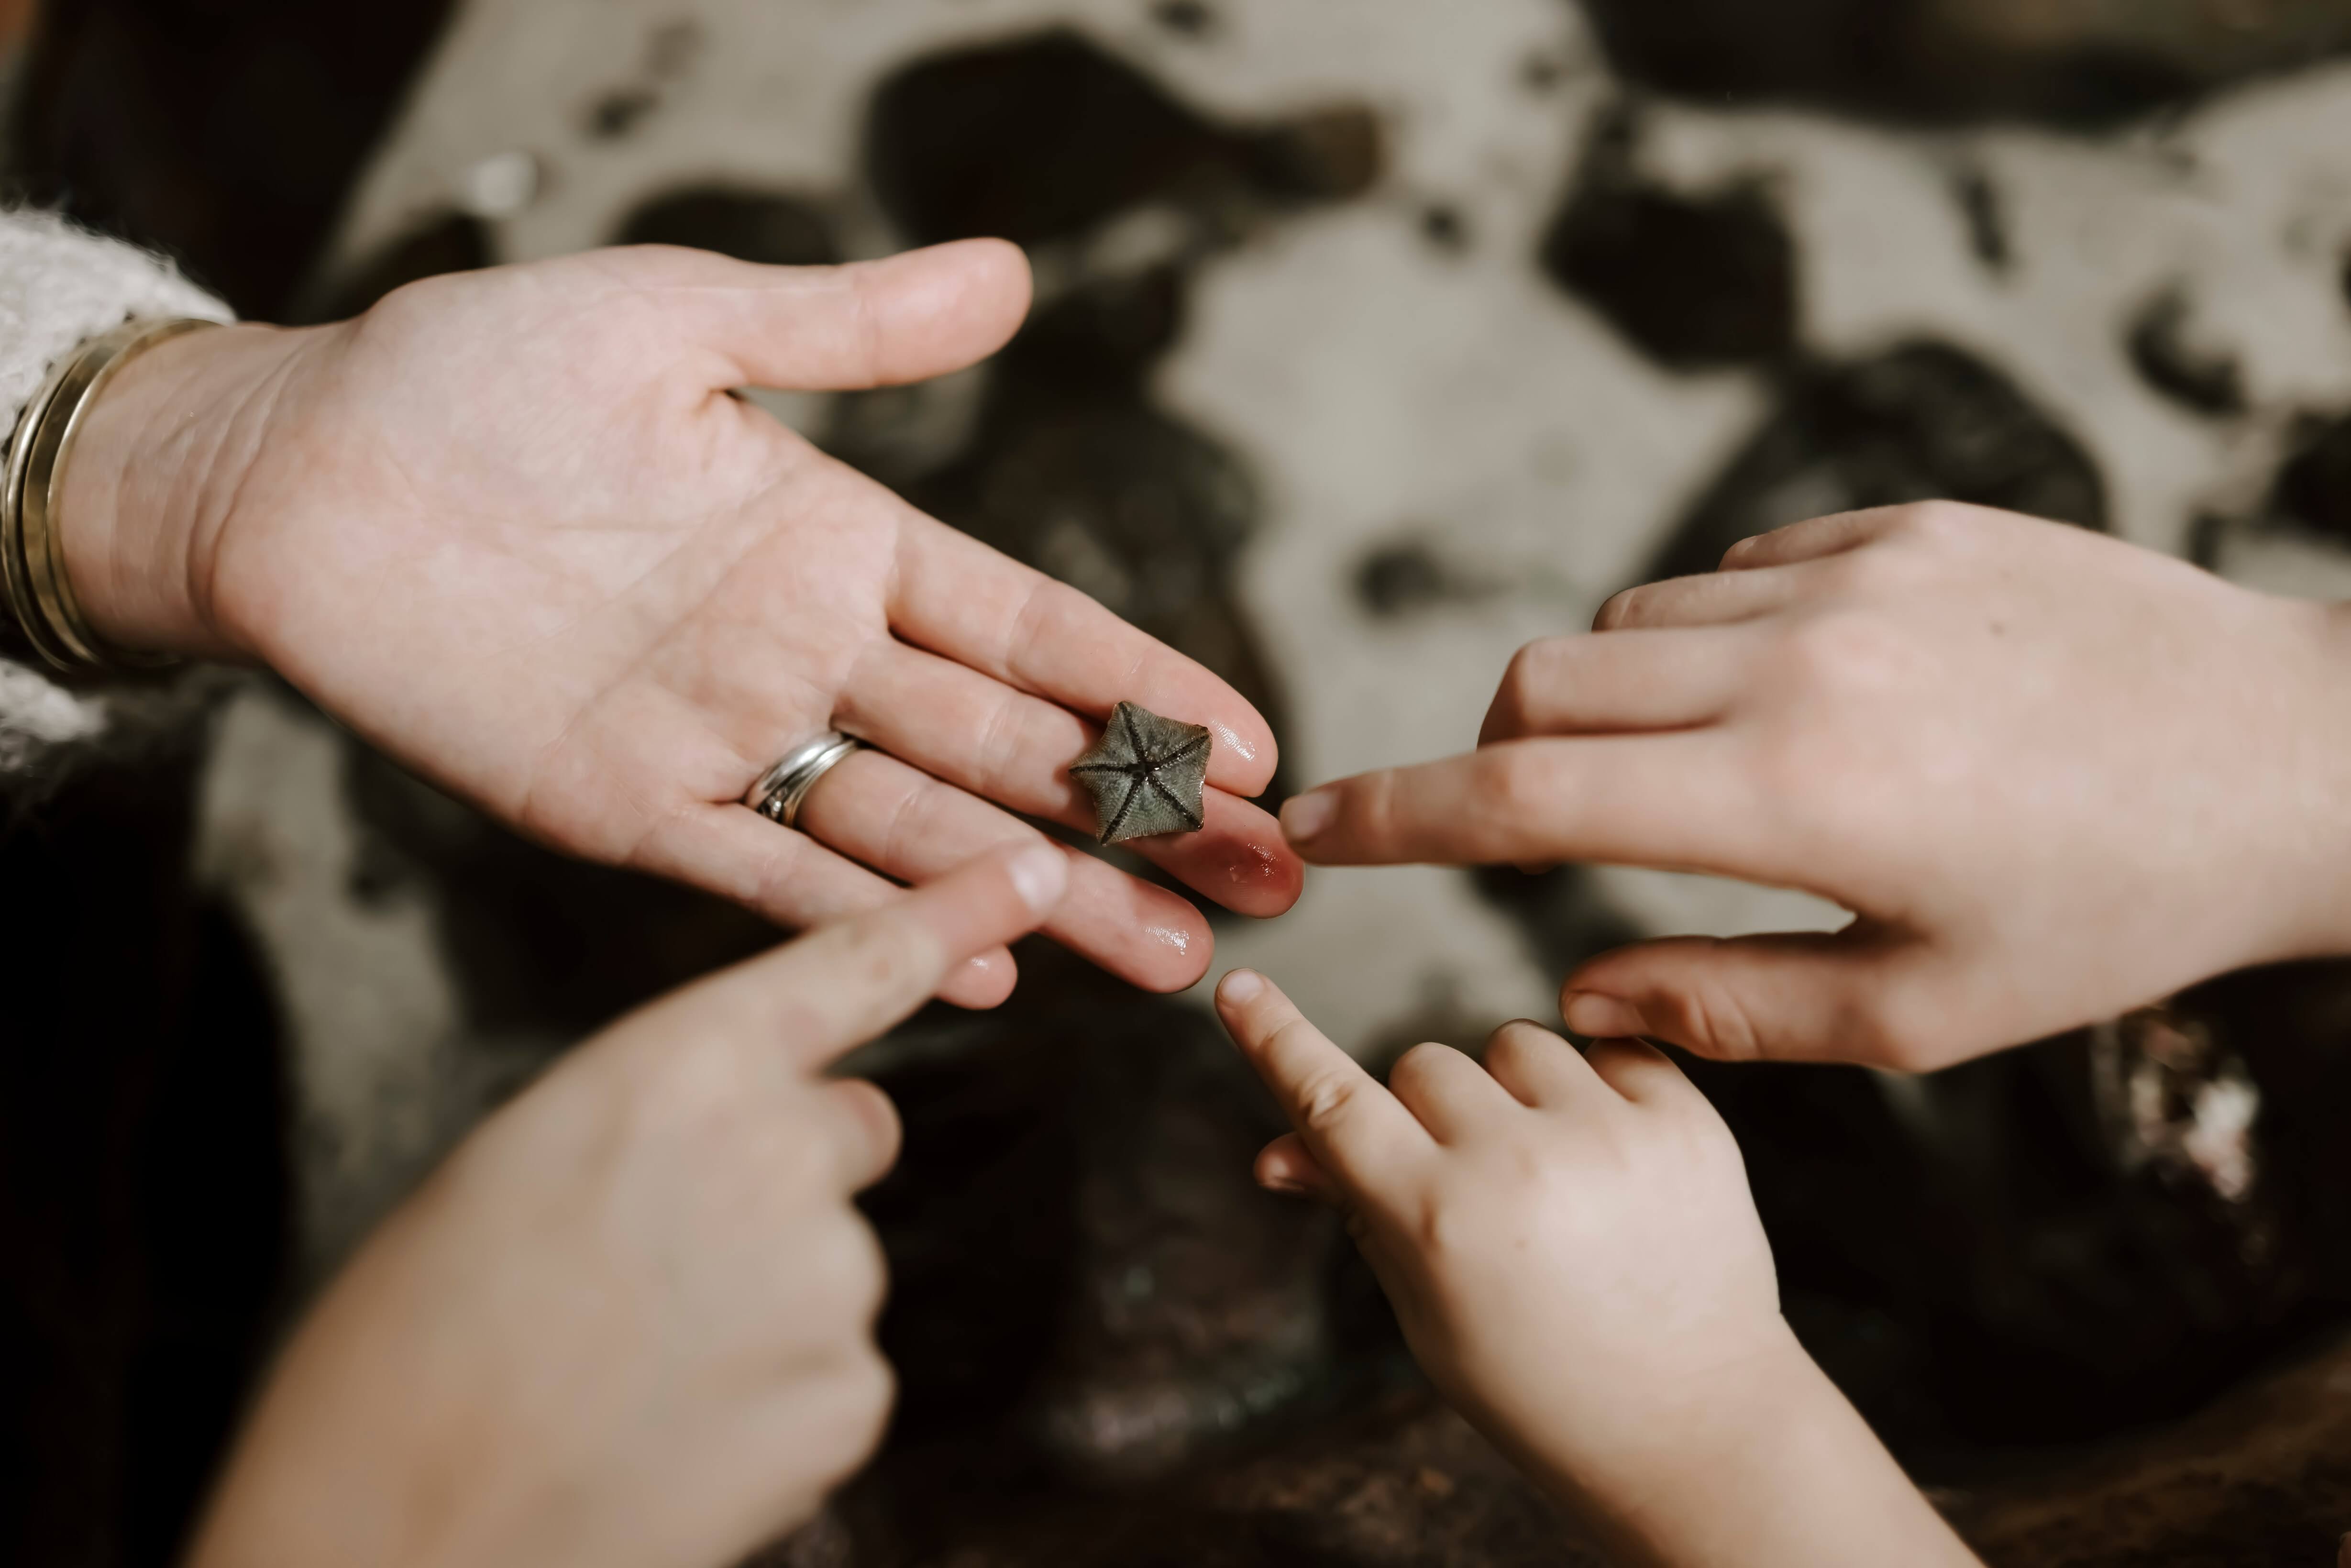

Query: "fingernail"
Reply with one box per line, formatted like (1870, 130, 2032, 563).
(1260, 1176, 1311, 1198)
(1217, 968, 1265, 1005)
(1281, 790, 1336, 843)
(1006, 844, 1069, 917)
(1563, 991, 1643, 1038)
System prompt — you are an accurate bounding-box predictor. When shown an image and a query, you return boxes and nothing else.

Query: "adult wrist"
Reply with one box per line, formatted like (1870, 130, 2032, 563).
(51, 321, 311, 665)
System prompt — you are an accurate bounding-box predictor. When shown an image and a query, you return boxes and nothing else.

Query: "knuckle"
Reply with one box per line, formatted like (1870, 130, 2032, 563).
(1391, 1040, 1452, 1087)
(1770, 609, 1919, 701)
(834, 918, 929, 1001)
(768, 1120, 837, 1196)
(1887, 499, 1966, 542)
(1482, 749, 1558, 827)
(1490, 645, 1545, 729)
(1293, 1067, 1363, 1137)
(806, 1208, 889, 1319)
(1592, 586, 1642, 632)
(1844, 978, 1948, 1073)
(618, 1041, 747, 1149)
(1665, 971, 1767, 1064)
(812, 1350, 896, 1485)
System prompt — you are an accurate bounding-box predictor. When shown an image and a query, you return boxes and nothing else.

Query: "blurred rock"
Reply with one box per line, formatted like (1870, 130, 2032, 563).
(1539, 104, 1799, 371)
(342, 743, 776, 1040)
(1578, 0, 2351, 127)
(1649, 341, 2108, 584)
(856, 973, 1365, 1491)
(2268, 409, 2351, 545)
(1951, 1320, 2351, 1564)
(612, 186, 839, 266)
(865, 30, 1380, 250)
(2128, 286, 2250, 419)
(311, 209, 492, 322)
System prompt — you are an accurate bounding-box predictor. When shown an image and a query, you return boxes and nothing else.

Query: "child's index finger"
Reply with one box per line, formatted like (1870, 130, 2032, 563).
(1214, 970, 1435, 1196)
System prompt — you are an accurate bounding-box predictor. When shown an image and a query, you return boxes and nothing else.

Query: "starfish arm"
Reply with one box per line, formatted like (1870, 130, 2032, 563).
(1101, 773, 1149, 844)
(1146, 776, 1206, 832)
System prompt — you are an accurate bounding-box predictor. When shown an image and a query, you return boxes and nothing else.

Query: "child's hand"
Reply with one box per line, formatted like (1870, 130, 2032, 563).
(1215, 968, 1982, 1568)
(1275, 503, 2351, 1070)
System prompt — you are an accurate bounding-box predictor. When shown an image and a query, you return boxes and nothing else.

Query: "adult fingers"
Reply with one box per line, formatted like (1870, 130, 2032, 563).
(1387, 1041, 1521, 1144)
(797, 748, 1214, 993)
(837, 641, 1303, 916)
(888, 512, 1280, 797)
(1255, 1133, 1345, 1206)
(1279, 734, 1792, 885)
(1214, 970, 1434, 1196)
(628, 802, 1015, 1009)
(638, 238, 1033, 391)
(1560, 927, 1944, 1070)
(1479, 1020, 1602, 1109)
(1477, 628, 1752, 745)
(1718, 507, 1905, 572)
(1590, 563, 1816, 634)
(644, 842, 1068, 1075)
(812, 1079, 904, 1193)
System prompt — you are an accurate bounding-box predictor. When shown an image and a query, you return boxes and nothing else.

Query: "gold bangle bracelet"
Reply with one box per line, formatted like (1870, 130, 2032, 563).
(1, 317, 219, 674)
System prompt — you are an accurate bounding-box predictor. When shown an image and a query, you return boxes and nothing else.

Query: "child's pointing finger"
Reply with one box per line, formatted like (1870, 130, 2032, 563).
(1214, 969, 1434, 1199)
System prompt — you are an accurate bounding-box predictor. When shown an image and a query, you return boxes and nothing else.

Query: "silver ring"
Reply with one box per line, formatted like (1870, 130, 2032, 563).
(745, 731, 867, 830)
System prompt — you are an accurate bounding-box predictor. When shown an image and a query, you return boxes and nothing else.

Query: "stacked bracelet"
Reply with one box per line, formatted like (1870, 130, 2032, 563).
(1, 317, 217, 673)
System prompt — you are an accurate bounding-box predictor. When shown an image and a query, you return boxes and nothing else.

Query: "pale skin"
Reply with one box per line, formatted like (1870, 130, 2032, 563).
(188, 842, 1071, 1568)
(1214, 969, 1985, 1568)
(1278, 502, 2351, 1070)
(59, 240, 1301, 1009)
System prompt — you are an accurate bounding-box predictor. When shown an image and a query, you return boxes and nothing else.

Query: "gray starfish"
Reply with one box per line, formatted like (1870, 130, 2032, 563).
(1069, 702, 1213, 845)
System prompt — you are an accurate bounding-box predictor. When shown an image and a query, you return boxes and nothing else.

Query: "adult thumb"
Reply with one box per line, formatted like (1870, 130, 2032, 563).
(660, 237, 1033, 391)
(1559, 927, 1948, 1071)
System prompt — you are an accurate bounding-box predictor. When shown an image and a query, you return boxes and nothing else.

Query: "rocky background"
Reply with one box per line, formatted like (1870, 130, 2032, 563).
(17, 0, 2351, 1564)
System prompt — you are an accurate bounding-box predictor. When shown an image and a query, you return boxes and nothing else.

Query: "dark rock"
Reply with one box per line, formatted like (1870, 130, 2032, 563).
(2129, 287, 2247, 418)
(1648, 341, 2108, 584)
(586, 87, 660, 141)
(1418, 202, 1470, 254)
(865, 30, 1380, 249)
(1538, 105, 1799, 371)
(1575, 0, 2351, 129)
(342, 743, 777, 1040)
(1150, 1, 1217, 40)
(851, 973, 1367, 1496)
(612, 186, 840, 266)
(1949, 163, 2011, 274)
(2268, 410, 2351, 544)
(1950, 1321, 2351, 1565)
(1352, 540, 1497, 619)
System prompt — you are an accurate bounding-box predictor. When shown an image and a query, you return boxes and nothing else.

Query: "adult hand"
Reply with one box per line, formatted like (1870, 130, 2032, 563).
(60, 242, 1300, 1007)
(1278, 503, 2351, 1070)
(187, 843, 1069, 1568)
(1213, 971, 1983, 1568)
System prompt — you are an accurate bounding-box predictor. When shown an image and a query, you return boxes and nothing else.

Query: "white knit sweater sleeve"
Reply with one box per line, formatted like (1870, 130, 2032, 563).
(0, 210, 235, 798)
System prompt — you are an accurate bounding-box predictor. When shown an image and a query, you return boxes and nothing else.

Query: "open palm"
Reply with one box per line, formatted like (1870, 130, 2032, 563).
(174, 241, 1298, 1003)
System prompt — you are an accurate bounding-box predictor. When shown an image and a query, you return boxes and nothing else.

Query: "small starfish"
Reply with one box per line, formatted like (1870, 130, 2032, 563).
(1069, 701, 1213, 845)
